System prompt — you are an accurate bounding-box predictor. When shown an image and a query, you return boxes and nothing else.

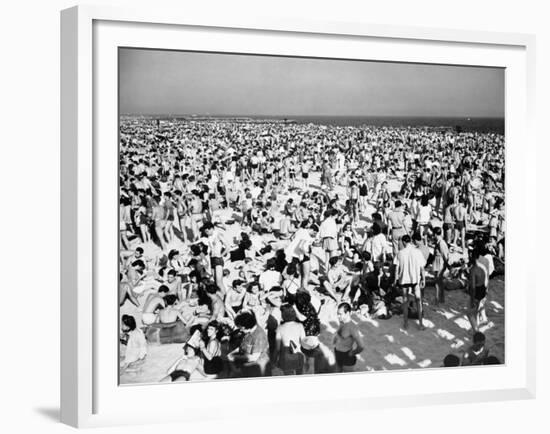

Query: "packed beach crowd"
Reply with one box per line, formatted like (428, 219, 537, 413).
(119, 117, 505, 382)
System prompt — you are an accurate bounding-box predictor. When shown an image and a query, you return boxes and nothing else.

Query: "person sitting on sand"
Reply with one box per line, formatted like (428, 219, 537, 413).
(141, 285, 169, 325)
(224, 279, 247, 320)
(259, 258, 282, 292)
(321, 255, 353, 302)
(198, 321, 224, 377)
(120, 315, 147, 373)
(228, 311, 271, 377)
(160, 344, 206, 382)
(164, 269, 182, 298)
(461, 331, 490, 366)
(157, 294, 190, 325)
(119, 272, 139, 308)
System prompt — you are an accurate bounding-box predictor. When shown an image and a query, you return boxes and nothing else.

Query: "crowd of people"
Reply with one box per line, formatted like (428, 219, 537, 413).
(119, 117, 505, 381)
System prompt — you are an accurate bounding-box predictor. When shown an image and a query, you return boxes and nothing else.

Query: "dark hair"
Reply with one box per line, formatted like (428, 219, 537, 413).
(473, 331, 486, 344)
(412, 231, 422, 242)
(395, 200, 402, 208)
(265, 258, 276, 270)
(190, 244, 202, 256)
(201, 222, 215, 232)
(121, 314, 137, 331)
(433, 226, 442, 236)
(329, 256, 340, 267)
(158, 285, 170, 294)
(205, 283, 219, 294)
(135, 247, 144, 254)
(167, 269, 177, 277)
(132, 259, 145, 269)
(294, 291, 311, 308)
(286, 262, 298, 277)
(471, 248, 482, 262)
(338, 302, 352, 313)
(232, 279, 245, 289)
(281, 304, 298, 322)
(443, 354, 461, 367)
(168, 249, 179, 260)
(401, 234, 411, 245)
(234, 311, 257, 330)
(164, 294, 177, 306)
(421, 195, 429, 206)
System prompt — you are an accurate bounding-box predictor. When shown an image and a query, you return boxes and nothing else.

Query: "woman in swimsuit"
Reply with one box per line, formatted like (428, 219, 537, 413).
(199, 322, 224, 377)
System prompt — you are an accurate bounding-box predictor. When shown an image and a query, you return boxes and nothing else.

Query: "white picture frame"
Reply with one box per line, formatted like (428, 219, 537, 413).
(60, 4, 536, 428)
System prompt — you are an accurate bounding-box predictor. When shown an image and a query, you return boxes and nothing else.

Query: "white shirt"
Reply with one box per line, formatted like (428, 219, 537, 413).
(284, 228, 313, 261)
(395, 245, 425, 285)
(368, 233, 387, 262)
(319, 217, 338, 239)
(259, 270, 281, 292)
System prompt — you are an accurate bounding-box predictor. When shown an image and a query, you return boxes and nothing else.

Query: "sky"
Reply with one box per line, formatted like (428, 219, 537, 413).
(119, 48, 504, 118)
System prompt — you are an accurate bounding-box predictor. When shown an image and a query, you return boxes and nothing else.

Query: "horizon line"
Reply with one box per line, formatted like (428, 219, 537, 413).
(120, 114, 505, 119)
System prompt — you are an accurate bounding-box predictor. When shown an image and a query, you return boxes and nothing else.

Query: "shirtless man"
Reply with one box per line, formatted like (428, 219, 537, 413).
(467, 249, 488, 332)
(141, 285, 169, 326)
(164, 269, 182, 299)
(225, 279, 247, 320)
(333, 303, 364, 372)
(202, 222, 230, 295)
(453, 197, 468, 253)
(205, 283, 226, 322)
(443, 202, 456, 245)
(322, 256, 352, 302)
(157, 294, 189, 324)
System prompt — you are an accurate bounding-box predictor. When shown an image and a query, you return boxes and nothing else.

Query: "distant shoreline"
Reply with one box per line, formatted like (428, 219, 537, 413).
(120, 114, 505, 134)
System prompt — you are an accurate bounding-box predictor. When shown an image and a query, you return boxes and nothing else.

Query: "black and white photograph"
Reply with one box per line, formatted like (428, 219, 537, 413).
(118, 48, 505, 385)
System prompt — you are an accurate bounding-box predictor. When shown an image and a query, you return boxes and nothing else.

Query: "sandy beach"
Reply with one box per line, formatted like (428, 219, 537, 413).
(120, 172, 505, 384)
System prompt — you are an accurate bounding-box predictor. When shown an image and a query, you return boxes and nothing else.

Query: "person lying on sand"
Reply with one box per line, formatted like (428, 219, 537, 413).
(160, 344, 206, 382)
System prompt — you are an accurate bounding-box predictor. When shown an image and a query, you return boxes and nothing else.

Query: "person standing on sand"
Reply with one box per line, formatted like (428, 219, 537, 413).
(387, 200, 407, 257)
(432, 226, 449, 305)
(467, 249, 488, 332)
(202, 221, 229, 295)
(453, 197, 468, 253)
(333, 302, 364, 372)
(319, 209, 339, 270)
(394, 234, 426, 330)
